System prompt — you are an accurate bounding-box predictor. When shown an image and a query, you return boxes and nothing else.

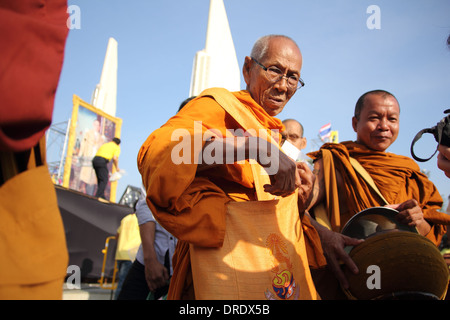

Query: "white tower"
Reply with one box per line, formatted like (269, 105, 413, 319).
(189, 0, 241, 97)
(91, 37, 118, 116)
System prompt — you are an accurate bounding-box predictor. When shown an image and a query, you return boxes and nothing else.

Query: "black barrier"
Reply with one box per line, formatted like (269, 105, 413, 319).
(55, 185, 133, 281)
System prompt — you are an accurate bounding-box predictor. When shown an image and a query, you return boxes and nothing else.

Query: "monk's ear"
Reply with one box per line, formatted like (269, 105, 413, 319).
(299, 137, 307, 150)
(242, 56, 252, 85)
(352, 116, 358, 132)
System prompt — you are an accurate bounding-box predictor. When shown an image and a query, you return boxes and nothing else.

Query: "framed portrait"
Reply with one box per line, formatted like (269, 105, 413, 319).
(63, 95, 122, 202)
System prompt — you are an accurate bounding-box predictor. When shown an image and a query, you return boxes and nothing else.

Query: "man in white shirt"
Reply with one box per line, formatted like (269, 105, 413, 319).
(117, 198, 177, 300)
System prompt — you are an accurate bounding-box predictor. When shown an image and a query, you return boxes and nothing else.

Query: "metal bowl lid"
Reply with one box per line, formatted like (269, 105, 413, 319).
(341, 206, 418, 240)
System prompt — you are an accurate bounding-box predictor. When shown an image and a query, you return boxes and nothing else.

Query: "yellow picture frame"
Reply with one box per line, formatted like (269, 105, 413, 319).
(63, 95, 122, 202)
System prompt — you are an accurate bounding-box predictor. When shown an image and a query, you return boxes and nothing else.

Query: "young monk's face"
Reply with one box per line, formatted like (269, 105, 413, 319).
(352, 93, 400, 152)
(244, 37, 303, 117)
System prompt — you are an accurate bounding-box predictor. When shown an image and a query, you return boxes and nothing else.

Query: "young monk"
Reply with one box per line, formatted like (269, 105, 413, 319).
(306, 90, 450, 298)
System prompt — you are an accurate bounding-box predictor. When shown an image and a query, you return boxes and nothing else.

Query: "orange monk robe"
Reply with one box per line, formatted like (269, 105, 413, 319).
(308, 141, 450, 246)
(138, 90, 325, 299)
(0, 140, 68, 299)
(0, 1, 69, 153)
(0, 0, 69, 299)
(301, 213, 327, 269)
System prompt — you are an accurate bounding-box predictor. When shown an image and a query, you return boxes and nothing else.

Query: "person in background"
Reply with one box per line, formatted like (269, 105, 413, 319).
(92, 137, 121, 199)
(282, 118, 307, 151)
(113, 202, 141, 299)
(439, 35, 450, 179)
(281, 118, 314, 170)
(117, 98, 192, 300)
(437, 145, 450, 178)
(118, 198, 177, 300)
(281, 118, 330, 287)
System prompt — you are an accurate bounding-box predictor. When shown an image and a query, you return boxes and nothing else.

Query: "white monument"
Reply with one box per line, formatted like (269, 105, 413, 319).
(189, 0, 241, 97)
(91, 37, 118, 116)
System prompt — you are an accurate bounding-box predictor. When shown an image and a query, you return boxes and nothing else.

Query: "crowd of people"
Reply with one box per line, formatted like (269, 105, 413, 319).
(1, 1, 449, 300)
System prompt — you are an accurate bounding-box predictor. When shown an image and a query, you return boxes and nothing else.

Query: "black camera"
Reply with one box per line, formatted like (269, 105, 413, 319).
(411, 109, 450, 162)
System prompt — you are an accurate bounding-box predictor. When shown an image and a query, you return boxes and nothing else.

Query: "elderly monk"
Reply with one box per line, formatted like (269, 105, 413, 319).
(138, 35, 321, 300)
(305, 89, 450, 299)
(0, 1, 69, 299)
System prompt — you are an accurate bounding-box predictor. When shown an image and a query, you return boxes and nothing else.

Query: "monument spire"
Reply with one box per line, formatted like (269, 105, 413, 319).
(189, 0, 240, 97)
(91, 37, 118, 116)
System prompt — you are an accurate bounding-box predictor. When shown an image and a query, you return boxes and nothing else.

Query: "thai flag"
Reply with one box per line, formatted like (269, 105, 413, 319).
(319, 123, 332, 141)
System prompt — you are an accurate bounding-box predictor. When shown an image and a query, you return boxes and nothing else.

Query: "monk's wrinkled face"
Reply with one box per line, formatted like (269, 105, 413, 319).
(243, 37, 302, 116)
(352, 93, 400, 152)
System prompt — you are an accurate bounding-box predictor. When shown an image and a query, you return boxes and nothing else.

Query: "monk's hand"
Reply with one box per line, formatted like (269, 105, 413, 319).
(296, 161, 314, 211)
(255, 138, 298, 197)
(263, 153, 298, 197)
(316, 226, 363, 289)
(386, 199, 431, 236)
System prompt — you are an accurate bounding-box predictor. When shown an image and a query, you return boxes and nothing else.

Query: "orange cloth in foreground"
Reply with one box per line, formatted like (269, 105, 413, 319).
(0, 161, 68, 299)
(0, 0, 69, 152)
(308, 141, 449, 246)
(0, 0, 69, 299)
(138, 90, 323, 299)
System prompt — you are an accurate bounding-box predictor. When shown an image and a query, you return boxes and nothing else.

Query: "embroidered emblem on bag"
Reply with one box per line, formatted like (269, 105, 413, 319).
(264, 233, 299, 300)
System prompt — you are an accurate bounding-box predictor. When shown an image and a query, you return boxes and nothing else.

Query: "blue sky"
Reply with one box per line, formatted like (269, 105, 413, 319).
(51, 0, 450, 206)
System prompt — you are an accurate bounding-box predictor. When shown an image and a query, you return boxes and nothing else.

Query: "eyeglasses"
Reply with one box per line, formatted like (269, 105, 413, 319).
(251, 57, 305, 90)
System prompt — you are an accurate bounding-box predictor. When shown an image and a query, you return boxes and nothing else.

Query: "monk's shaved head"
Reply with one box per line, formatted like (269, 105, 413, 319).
(251, 35, 299, 61)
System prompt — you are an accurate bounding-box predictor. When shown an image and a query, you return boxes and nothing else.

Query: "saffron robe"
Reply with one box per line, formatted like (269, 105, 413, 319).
(0, 0, 69, 152)
(308, 141, 449, 246)
(137, 89, 323, 299)
(0, 0, 69, 299)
